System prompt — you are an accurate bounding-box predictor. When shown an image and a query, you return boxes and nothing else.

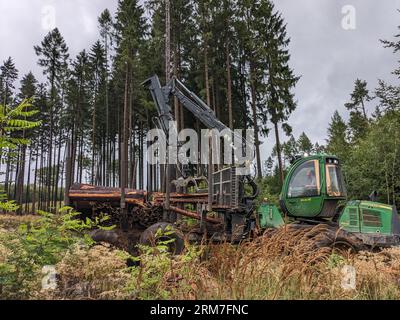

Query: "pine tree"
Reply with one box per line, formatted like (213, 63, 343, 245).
(345, 79, 370, 120)
(345, 79, 370, 142)
(381, 13, 400, 78)
(313, 142, 325, 154)
(281, 135, 298, 165)
(236, 0, 265, 178)
(34, 28, 69, 211)
(326, 110, 348, 160)
(89, 41, 107, 184)
(0, 57, 19, 198)
(297, 132, 313, 155)
(196, 0, 212, 107)
(15, 73, 38, 213)
(98, 9, 114, 186)
(114, 0, 148, 208)
(375, 80, 400, 115)
(260, 1, 299, 184)
(376, 16, 400, 115)
(237, 0, 299, 181)
(0, 57, 19, 106)
(263, 156, 274, 177)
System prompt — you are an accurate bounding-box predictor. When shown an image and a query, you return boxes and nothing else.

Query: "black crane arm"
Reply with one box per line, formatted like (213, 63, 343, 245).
(143, 75, 248, 147)
(170, 77, 227, 132)
(142, 75, 175, 139)
(143, 74, 259, 204)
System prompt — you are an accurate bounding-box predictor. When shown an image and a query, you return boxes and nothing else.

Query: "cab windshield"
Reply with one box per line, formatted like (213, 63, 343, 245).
(287, 160, 320, 198)
(326, 161, 347, 197)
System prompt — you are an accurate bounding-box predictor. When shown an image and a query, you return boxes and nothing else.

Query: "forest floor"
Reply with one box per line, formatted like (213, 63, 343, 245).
(1, 214, 400, 300)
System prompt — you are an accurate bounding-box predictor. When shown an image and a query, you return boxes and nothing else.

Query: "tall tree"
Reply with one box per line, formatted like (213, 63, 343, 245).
(263, 156, 274, 177)
(297, 132, 313, 154)
(345, 79, 370, 142)
(114, 0, 148, 212)
(89, 41, 107, 184)
(238, 0, 299, 180)
(15, 73, 38, 213)
(98, 9, 114, 186)
(381, 13, 400, 78)
(0, 57, 19, 198)
(0, 57, 18, 106)
(374, 79, 400, 115)
(281, 135, 298, 165)
(34, 28, 69, 211)
(261, 1, 299, 183)
(326, 110, 348, 160)
(345, 79, 370, 120)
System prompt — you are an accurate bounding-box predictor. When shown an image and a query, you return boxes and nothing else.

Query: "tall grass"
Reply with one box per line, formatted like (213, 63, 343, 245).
(1, 215, 400, 300)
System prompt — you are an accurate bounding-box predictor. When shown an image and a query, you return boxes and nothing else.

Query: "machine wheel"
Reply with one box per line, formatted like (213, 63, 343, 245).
(330, 229, 367, 253)
(139, 222, 185, 255)
(89, 229, 121, 247)
(331, 240, 357, 255)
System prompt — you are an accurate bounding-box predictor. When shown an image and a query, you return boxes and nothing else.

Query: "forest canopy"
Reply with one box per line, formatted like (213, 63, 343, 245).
(0, 0, 399, 213)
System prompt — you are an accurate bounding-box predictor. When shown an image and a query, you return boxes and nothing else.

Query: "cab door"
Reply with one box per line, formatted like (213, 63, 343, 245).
(283, 159, 323, 217)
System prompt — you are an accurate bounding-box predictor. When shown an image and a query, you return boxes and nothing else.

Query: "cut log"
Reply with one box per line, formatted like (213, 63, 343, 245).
(68, 184, 147, 203)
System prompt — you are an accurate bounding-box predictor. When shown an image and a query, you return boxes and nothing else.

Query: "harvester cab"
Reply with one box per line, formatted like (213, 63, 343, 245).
(259, 154, 400, 248)
(280, 154, 346, 219)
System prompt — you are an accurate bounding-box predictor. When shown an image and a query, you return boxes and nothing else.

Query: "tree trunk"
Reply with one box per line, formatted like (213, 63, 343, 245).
(204, 45, 211, 108)
(54, 137, 62, 209)
(64, 135, 73, 207)
(273, 121, 284, 184)
(249, 63, 262, 179)
(361, 100, 368, 120)
(105, 35, 110, 187)
(120, 66, 130, 214)
(91, 99, 97, 185)
(16, 144, 26, 215)
(25, 147, 32, 213)
(139, 123, 144, 190)
(4, 153, 10, 198)
(226, 39, 233, 130)
(32, 152, 38, 214)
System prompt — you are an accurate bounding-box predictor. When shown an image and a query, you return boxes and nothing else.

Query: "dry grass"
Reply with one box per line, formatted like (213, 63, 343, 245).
(42, 244, 131, 300)
(2, 215, 400, 300)
(159, 226, 400, 300)
(0, 214, 38, 230)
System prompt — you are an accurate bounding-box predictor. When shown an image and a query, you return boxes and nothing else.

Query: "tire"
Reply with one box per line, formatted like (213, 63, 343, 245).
(331, 239, 357, 255)
(331, 229, 367, 253)
(89, 229, 121, 247)
(139, 222, 185, 255)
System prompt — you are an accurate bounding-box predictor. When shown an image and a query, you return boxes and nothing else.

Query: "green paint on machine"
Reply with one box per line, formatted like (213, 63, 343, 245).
(257, 153, 400, 248)
(339, 200, 398, 235)
(258, 203, 285, 229)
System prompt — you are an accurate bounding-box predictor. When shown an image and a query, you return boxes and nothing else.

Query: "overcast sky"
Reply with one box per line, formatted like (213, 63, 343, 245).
(0, 0, 399, 160)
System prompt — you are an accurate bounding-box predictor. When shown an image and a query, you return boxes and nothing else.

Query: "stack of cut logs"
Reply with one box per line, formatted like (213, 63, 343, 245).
(68, 184, 222, 226)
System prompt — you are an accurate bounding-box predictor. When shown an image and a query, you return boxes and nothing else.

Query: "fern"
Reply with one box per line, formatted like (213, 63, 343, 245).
(0, 99, 41, 149)
(0, 98, 41, 212)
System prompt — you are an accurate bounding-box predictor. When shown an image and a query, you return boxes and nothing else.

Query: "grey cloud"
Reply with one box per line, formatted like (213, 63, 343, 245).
(0, 0, 398, 161)
(260, 0, 399, 159)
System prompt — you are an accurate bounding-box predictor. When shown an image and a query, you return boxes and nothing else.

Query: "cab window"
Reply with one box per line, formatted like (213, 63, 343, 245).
(326, 163, 347, 197)
(288, 160, 320, 198)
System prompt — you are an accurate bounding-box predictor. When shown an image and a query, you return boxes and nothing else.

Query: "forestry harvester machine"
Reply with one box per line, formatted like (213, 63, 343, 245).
(67, 75, 400, 252)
